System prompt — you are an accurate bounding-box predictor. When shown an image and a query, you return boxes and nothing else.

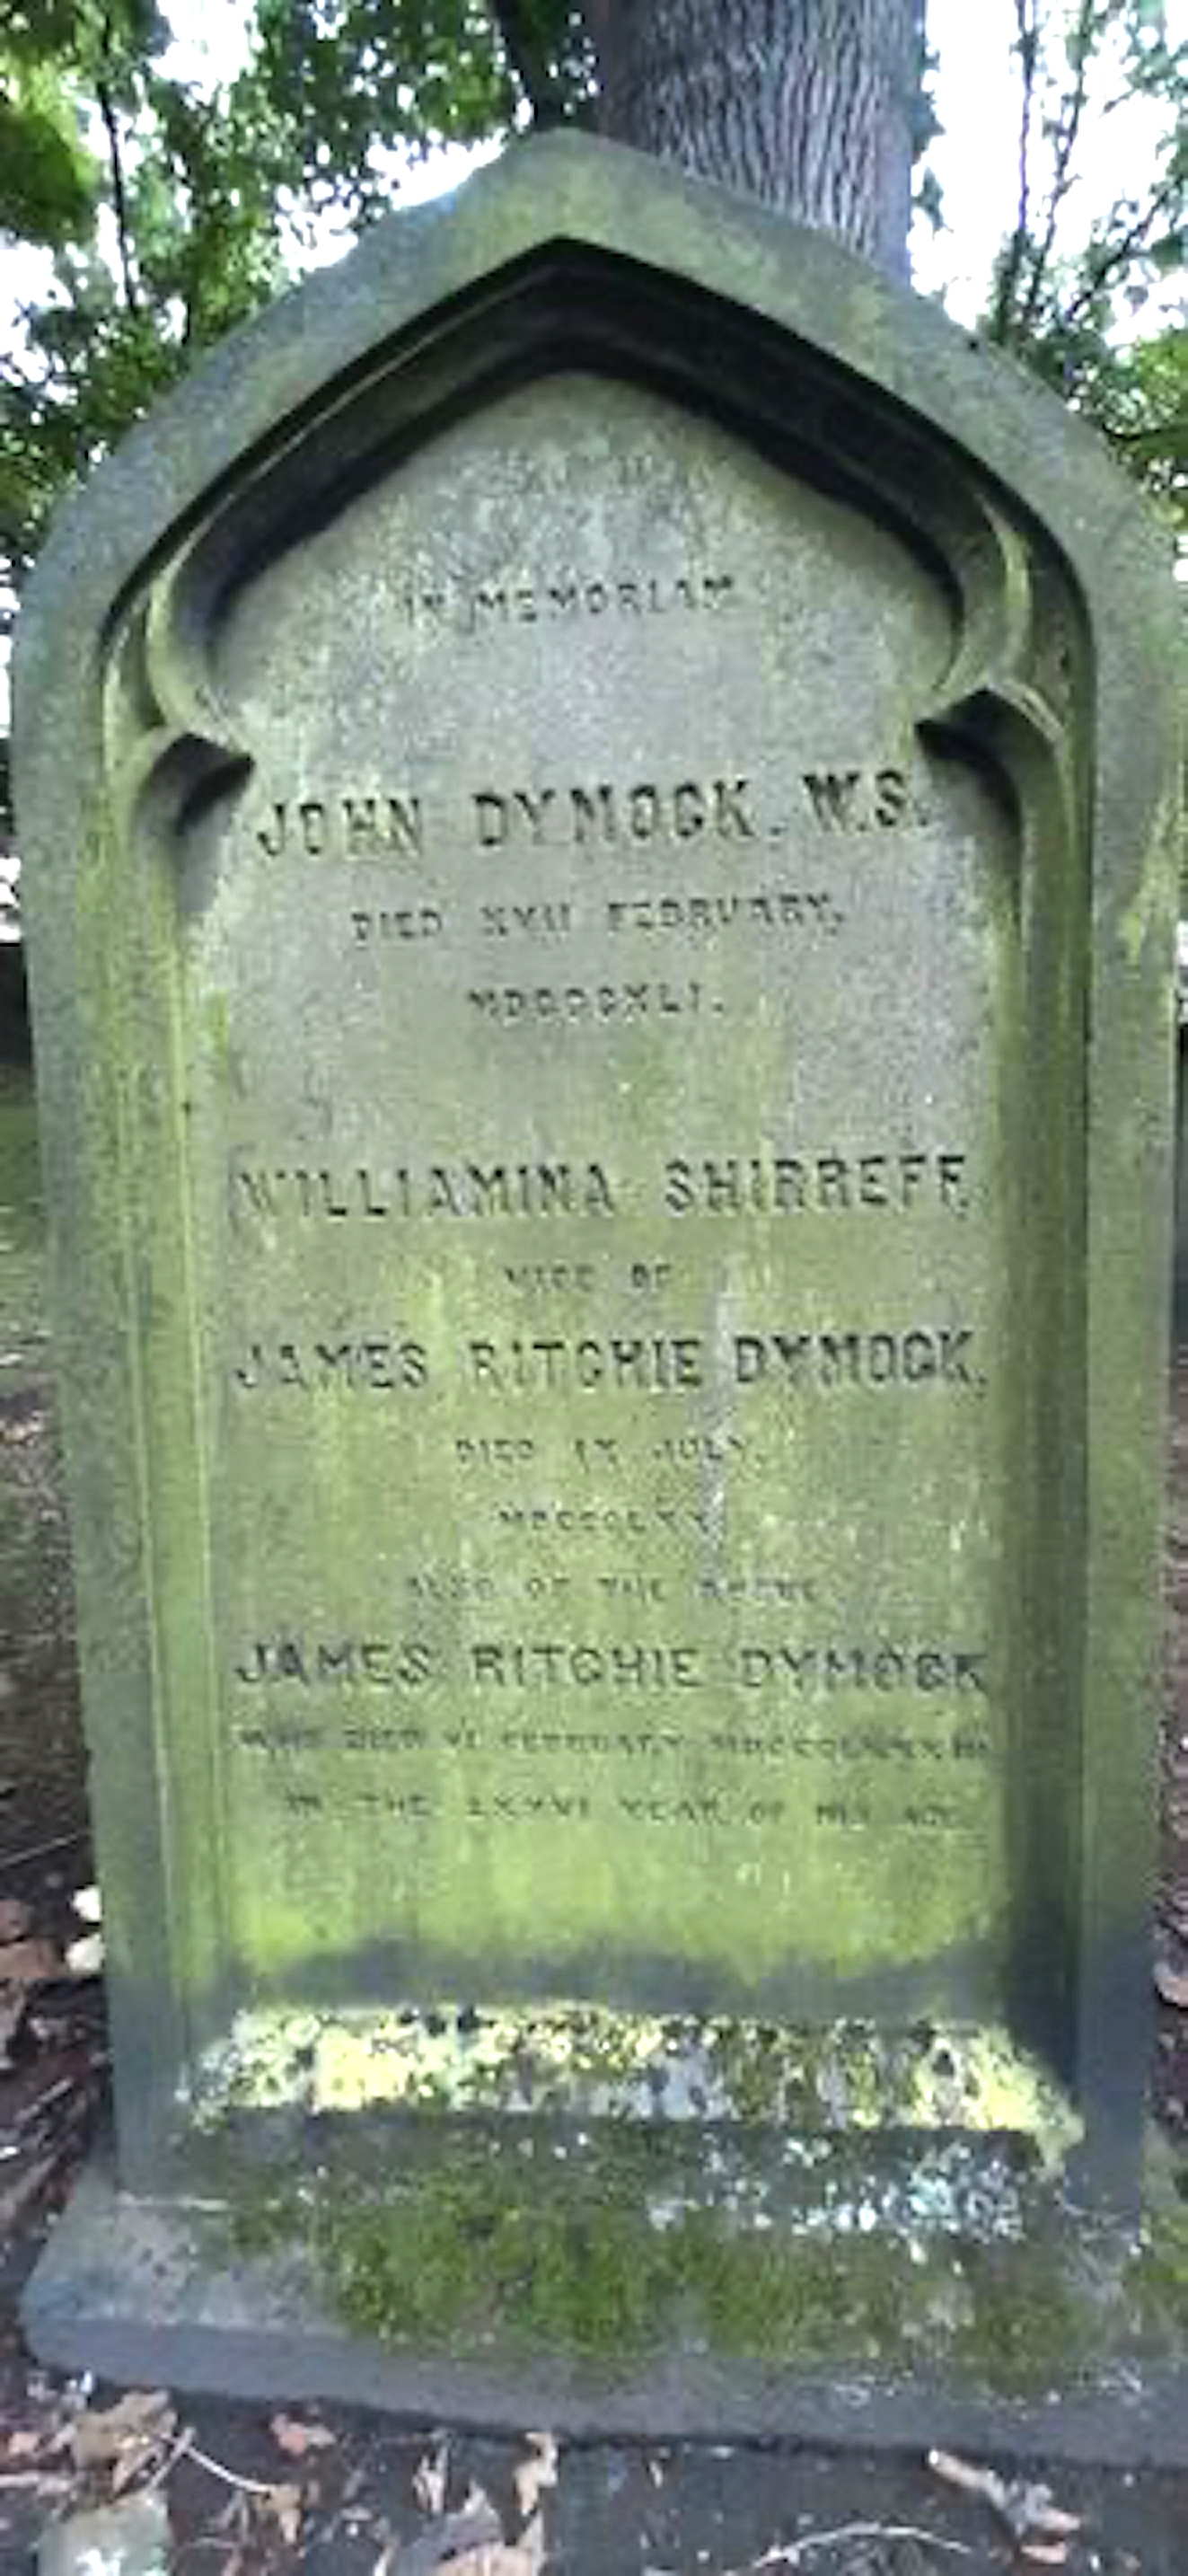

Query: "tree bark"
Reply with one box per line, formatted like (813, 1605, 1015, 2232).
(585, 0, 924, 279)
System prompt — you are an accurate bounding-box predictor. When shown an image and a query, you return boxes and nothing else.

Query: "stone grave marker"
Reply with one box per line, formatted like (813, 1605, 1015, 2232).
(14, 135, 1182, 2439)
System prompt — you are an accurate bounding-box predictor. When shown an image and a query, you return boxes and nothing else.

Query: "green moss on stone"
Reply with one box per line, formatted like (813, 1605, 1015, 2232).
(218, 2148, 1121, 2386)
(307, 2173, 923, 2363)
(1134, 2198, 1188, 2333)
(323, 2180, 658, 2357)
(951, 2248, 1099, 2392)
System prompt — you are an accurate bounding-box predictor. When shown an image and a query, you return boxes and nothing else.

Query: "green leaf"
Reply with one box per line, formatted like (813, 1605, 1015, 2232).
(0, 66, 98, 246)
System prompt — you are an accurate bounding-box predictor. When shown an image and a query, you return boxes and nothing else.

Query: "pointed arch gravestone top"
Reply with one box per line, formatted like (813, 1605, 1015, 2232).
(14, 134, 1185, 2444)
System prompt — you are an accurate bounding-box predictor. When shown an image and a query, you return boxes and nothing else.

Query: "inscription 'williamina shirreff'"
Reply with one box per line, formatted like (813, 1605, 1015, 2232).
(231, 1149, 968, 1223)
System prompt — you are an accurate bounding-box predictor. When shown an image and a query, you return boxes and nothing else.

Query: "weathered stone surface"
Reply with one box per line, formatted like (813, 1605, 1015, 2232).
(13, 133, 1181, 2408)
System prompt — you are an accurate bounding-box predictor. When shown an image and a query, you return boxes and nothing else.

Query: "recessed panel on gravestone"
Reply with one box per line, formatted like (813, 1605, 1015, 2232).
(177, 371, 1019, 2030)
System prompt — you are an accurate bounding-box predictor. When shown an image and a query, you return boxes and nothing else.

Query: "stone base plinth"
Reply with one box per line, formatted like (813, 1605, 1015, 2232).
(22, 2147, 1188, 2465)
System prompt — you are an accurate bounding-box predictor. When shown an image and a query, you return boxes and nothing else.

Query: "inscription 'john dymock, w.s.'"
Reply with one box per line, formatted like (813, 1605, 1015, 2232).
(253, 765, 919, 858)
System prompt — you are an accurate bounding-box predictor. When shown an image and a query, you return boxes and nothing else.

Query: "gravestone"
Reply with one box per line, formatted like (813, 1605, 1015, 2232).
(14, 135, 1183, 2441)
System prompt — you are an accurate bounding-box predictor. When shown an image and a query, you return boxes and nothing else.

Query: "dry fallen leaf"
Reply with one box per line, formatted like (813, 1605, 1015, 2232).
(413, 2438, 450, 2517)
(409, 2500, 503, 2570)
(1155, 1960, 1188, 2009)
(514, 2433, 559, 2521)
(928, 2450, 1079, 2548)
(72, 2389, 177, 2474)
(3, 2429, 46, 2463)
(0, 1989, 28, 2069)
(269, 2412, 336, 2460)
(0, 2151, 60, 2230)
(112, 2434, 163, 2499)
(262, 2482, 304, 2546)
(0, 1937, 60, 1989)
(0, 1898, 34, 1943)
(423, 2446, 452, 2515)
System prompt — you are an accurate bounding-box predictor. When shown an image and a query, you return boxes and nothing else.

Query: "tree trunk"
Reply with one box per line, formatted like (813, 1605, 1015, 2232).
(585, 0, 924, 279)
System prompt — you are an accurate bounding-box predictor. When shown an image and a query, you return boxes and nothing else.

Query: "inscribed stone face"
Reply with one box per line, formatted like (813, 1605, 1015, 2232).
(195, 375, 1013, 2024)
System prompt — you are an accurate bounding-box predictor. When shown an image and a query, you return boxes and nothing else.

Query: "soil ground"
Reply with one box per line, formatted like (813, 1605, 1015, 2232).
(4, 1054, 1188, 2574)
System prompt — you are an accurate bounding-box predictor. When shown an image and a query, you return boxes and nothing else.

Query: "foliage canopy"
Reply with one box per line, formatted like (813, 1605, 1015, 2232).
(1, 0, 1184, 607)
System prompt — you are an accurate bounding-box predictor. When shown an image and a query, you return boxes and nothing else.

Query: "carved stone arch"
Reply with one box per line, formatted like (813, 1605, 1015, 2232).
(107, 240, 1087, 869)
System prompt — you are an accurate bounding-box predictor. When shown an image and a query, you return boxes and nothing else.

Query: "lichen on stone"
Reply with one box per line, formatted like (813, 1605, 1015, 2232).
(189, 1997, 1080, 2174)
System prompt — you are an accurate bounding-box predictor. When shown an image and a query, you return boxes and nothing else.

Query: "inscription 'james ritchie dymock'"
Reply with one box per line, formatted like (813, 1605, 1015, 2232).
(229, 1323, 980, 1396)
(229, 1632, 988, 1697)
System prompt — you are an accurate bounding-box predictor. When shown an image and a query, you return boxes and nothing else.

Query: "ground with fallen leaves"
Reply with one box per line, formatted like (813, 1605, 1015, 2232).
(4, 2369, 1188, 2575)
(5, 1055, 1188, 2572)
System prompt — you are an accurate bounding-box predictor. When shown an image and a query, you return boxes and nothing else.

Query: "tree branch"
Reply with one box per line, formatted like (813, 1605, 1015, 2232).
(96, 18, 139, 315)
(1016, 0, 1097, 342)
(1059, 168, 1183, 334)
(491, 0, 568, 127)
(991, 0, 1041, 343)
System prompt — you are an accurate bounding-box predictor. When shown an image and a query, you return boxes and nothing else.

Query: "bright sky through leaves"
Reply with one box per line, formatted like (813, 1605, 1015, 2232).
(153, 0, 1176, 318)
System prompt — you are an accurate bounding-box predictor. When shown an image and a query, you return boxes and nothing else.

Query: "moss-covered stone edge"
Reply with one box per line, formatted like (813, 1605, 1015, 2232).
(212, 2136, 1188, 2395)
